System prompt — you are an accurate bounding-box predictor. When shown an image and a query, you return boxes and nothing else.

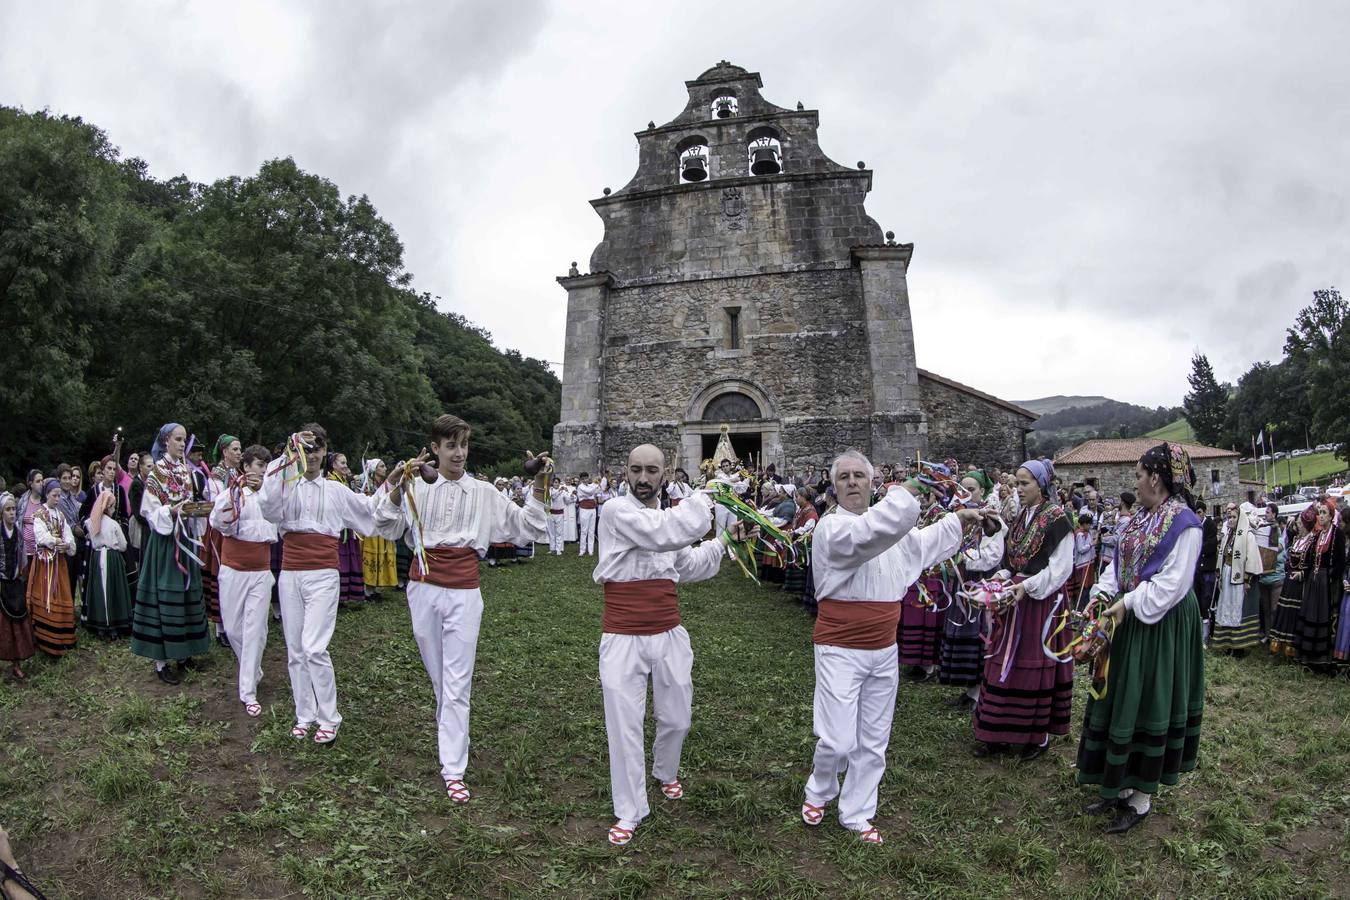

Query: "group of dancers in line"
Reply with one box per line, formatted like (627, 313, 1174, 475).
(0, 414, 1206, 845)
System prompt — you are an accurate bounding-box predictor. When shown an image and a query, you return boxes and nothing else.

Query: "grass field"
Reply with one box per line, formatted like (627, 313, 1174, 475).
(1146, 419, 1196, 442)
(3, 553, 1349, 898)
(1242, 450, 1349, 488)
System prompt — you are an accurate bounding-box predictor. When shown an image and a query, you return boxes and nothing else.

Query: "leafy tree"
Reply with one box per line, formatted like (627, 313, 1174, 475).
(1182, 352, 1229, 447)
(1284, 287, 1350, 460)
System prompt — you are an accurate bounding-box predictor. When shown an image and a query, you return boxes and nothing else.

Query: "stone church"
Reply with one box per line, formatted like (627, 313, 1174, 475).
(553, 61, 1036, 475)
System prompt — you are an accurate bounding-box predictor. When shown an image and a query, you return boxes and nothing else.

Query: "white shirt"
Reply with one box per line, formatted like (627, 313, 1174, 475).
(592, 492, 724, 585)
(811, 487, 964, 602)
(258, 470, 377, 538)
(666, 480, 693, 501)
(1095, 527, 1202, 624)
(33, 507, 76, 556)
(576, 481, 600, 503)
(209, 485, 279, 544)
(374, 471, 546, 553)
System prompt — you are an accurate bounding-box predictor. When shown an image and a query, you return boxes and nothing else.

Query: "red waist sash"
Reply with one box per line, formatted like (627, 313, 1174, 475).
(219, 536, 271, 572)
(603, 579, 680, 635)
(578, 499, 597, 510)
(410, 546, 481, 590)
(550, 508, 565, 514)
(813, 599, 902, 650)
(670, 498, 683, 507)
(281, 532, 339, 571)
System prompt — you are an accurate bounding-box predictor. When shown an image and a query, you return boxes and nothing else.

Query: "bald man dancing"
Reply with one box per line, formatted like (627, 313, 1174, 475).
(594, 444, 755, 847)
(802, 450, 985, 843)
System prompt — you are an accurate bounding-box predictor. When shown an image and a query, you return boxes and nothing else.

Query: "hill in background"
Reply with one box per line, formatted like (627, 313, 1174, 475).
(1014, 395, 1114, 416)
(1021, 396, 1182, 459)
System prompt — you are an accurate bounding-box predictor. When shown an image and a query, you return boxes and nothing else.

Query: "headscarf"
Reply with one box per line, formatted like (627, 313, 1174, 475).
(1018, 458, 1055, 497)
(1300, 506, 1318, 529)
(151, 422, 184, 462)
(1317, 498, 1339, 556)
(1140, 442, 1196, 497)
(41, 478, 60, 500)
(213, 434, 239, 464)
(965, 469, 994, 496)
(0, 491, 14, 511)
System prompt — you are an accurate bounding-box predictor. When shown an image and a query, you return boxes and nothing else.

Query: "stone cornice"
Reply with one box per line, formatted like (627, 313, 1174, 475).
(593, 168, 871, 208)
(851, 244, 914, 267)
(556, 271, 614, 290)
(635, 109, 818, 139)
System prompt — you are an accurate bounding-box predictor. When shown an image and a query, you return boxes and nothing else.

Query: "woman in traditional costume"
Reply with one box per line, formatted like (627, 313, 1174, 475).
(899, 494, 954, 682)
(1208, 501, 1263, 653)
(0, 493, 35, 678)
(359, 459, 398, 600)
(1271, 501, 1342, 665)
(972, 458, 1074, 761)
(130, 423, 212, 685)
(941, 470, 1005, 709)
(79, 461, 134, 637)
(325, 452, 367, 604)
(28, 479, 78, 657)
(1077, 442, 1205, 834)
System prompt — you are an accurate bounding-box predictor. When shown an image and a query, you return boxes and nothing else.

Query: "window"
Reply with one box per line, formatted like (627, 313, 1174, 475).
(704, 391, 761, 422)
(726, 307, 741, 350)
(1210, 468, 1220, 484)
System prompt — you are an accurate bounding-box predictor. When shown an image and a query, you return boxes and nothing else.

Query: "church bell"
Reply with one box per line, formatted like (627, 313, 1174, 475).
(750, 146, 781, 176)
(714, 97, 736, 118)
(681, 153, 708, 181)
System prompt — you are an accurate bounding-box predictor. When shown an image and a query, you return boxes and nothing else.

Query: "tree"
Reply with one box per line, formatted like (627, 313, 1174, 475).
(1284, 287, 1350, 461)
(1182, 352, 1229, 447)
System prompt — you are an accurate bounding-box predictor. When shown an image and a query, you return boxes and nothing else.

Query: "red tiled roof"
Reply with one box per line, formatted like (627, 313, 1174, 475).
(1055, 438, 1239, 465)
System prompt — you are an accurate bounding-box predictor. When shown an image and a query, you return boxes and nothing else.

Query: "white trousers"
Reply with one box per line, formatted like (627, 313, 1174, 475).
(547, 513, 565, 553)
(406, 581, 483, 780)
(278, 568, 342, 729)
(218, 565, 274, 705)
(713, 504, 734, 535)
(599, 626, 694, 829)
(578, 508, 597, 555)
(805, 643, 900, 831)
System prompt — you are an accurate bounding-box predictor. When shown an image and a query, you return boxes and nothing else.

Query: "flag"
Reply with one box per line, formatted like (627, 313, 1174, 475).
(1257, 429, 1264, 449)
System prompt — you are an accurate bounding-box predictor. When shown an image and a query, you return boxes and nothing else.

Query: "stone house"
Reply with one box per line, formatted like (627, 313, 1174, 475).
(1054, 438, 1243, 511)
(553, 61, 1035, 476)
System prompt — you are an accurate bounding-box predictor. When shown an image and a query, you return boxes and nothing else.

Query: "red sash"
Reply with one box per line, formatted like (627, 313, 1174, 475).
(602, 579, 679, 635)
(410, 546, 480, 590)
(578, 499, 597, 510)
(550, 508, 565, 515)
(281, 532, 339, 571)
(219, 536, 271, 572)
(813, 599, 901, 650)
(670, 498, 683, 507)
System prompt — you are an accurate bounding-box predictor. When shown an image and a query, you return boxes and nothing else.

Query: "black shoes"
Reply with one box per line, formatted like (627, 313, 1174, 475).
(947, 693, 976, 710)
(1020, 740, 1050, 762)
(1105, 806, 1150, 834)
(1084, 797, 1122, 816)
(178, 657, 199, 672)
(156, 666, 181, 685)
(907, 667, 937, 683)
(973, 742, 1007, 758)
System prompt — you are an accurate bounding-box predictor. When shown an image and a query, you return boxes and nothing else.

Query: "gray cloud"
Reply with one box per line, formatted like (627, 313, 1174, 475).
(3, 0, 1346, 407)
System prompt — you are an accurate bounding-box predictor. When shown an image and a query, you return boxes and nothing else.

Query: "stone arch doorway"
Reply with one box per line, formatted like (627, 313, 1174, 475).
(681, 378, 783, 470)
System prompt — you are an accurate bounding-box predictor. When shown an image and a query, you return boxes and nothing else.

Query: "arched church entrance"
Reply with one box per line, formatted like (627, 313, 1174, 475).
(681, 379, 783, 470)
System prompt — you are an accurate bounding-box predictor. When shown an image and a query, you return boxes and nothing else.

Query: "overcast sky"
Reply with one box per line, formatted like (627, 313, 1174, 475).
(5, 2, 1347, 407)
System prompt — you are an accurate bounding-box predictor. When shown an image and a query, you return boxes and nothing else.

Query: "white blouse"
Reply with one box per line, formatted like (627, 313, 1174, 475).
(592, 492, 724, 585)
(33, 508, 76, 556)
(1095, 527, 1202, 625)
(812, 487, 964, 602)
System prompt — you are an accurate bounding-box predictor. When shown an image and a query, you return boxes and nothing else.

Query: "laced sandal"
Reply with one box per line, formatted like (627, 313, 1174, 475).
(660, 779, 683, 800)
(607, 824, 635, 846)
(313, 725, 339, 745)
(857, 827, 883, 845)
(290, 724, 312, 741)
(801, 801, 826, 826)
(444, 778, 471, 805)
(244, 702, 263, 718)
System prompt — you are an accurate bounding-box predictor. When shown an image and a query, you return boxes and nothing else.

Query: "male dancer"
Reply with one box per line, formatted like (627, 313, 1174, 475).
(546, 477, 569, 555)
(259, 425, 379, 745)
(375, 414, 549, 803)
(576, 472, 602, 556)
(209, 445, 277, 718)
(802, 450, 983, 844)
(593, 443, 756, 846)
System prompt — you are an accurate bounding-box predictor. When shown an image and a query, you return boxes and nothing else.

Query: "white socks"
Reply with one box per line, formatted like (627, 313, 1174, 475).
(1118, 789, 1151, 813)
(965, 685, 980, 700)
(154, 660, 167, 672)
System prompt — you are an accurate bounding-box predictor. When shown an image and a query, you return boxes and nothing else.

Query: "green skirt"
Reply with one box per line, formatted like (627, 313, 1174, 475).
(1076, 591, 1205, 797)
(130, 530, 210, 661)
(82, 547, 132, 636)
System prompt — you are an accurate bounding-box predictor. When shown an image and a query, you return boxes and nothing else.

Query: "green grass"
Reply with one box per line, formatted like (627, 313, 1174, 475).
(3, 553, 1349, 897)
(1147, 419, 1196, 442)
(1242, 450, 1348, 488)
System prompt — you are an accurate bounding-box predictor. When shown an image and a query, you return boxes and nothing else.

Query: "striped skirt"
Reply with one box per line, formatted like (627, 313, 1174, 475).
(82, 547, 133, 637)
(28, 556, 76, 657)
(1077, 591, 1204, 797)
(898, 575, 947, 668)
(1209, 565, 1262, 650)
(337, 533, 366, 603)
(973, 592, 1073, 745)
(130, 531, 211, 662)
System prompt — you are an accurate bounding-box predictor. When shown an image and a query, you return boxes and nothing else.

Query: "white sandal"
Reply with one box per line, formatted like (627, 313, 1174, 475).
(801, 801, 825, 826)
(445, 778, 471, 805)
(607, 823, 635, 846)
(244, 702, 262, 718)
(857, 826, 883, 845)
(660, 778, 683, 800)
(313, 725, 339, 745)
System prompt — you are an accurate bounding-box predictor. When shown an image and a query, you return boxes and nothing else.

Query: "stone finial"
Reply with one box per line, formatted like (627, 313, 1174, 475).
(648, 121, 655, 129)
(885, 231, 896, 245)
(857, 161, 866, 169)
(603, 187, 611, 196)
(796, 101, 804, 110)
(569, 261, 580, 276)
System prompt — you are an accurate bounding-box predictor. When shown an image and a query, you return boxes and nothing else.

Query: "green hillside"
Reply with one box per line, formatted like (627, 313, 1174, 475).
(1242, 450, 1348, 488)
(1147, 418, 1195, 441)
